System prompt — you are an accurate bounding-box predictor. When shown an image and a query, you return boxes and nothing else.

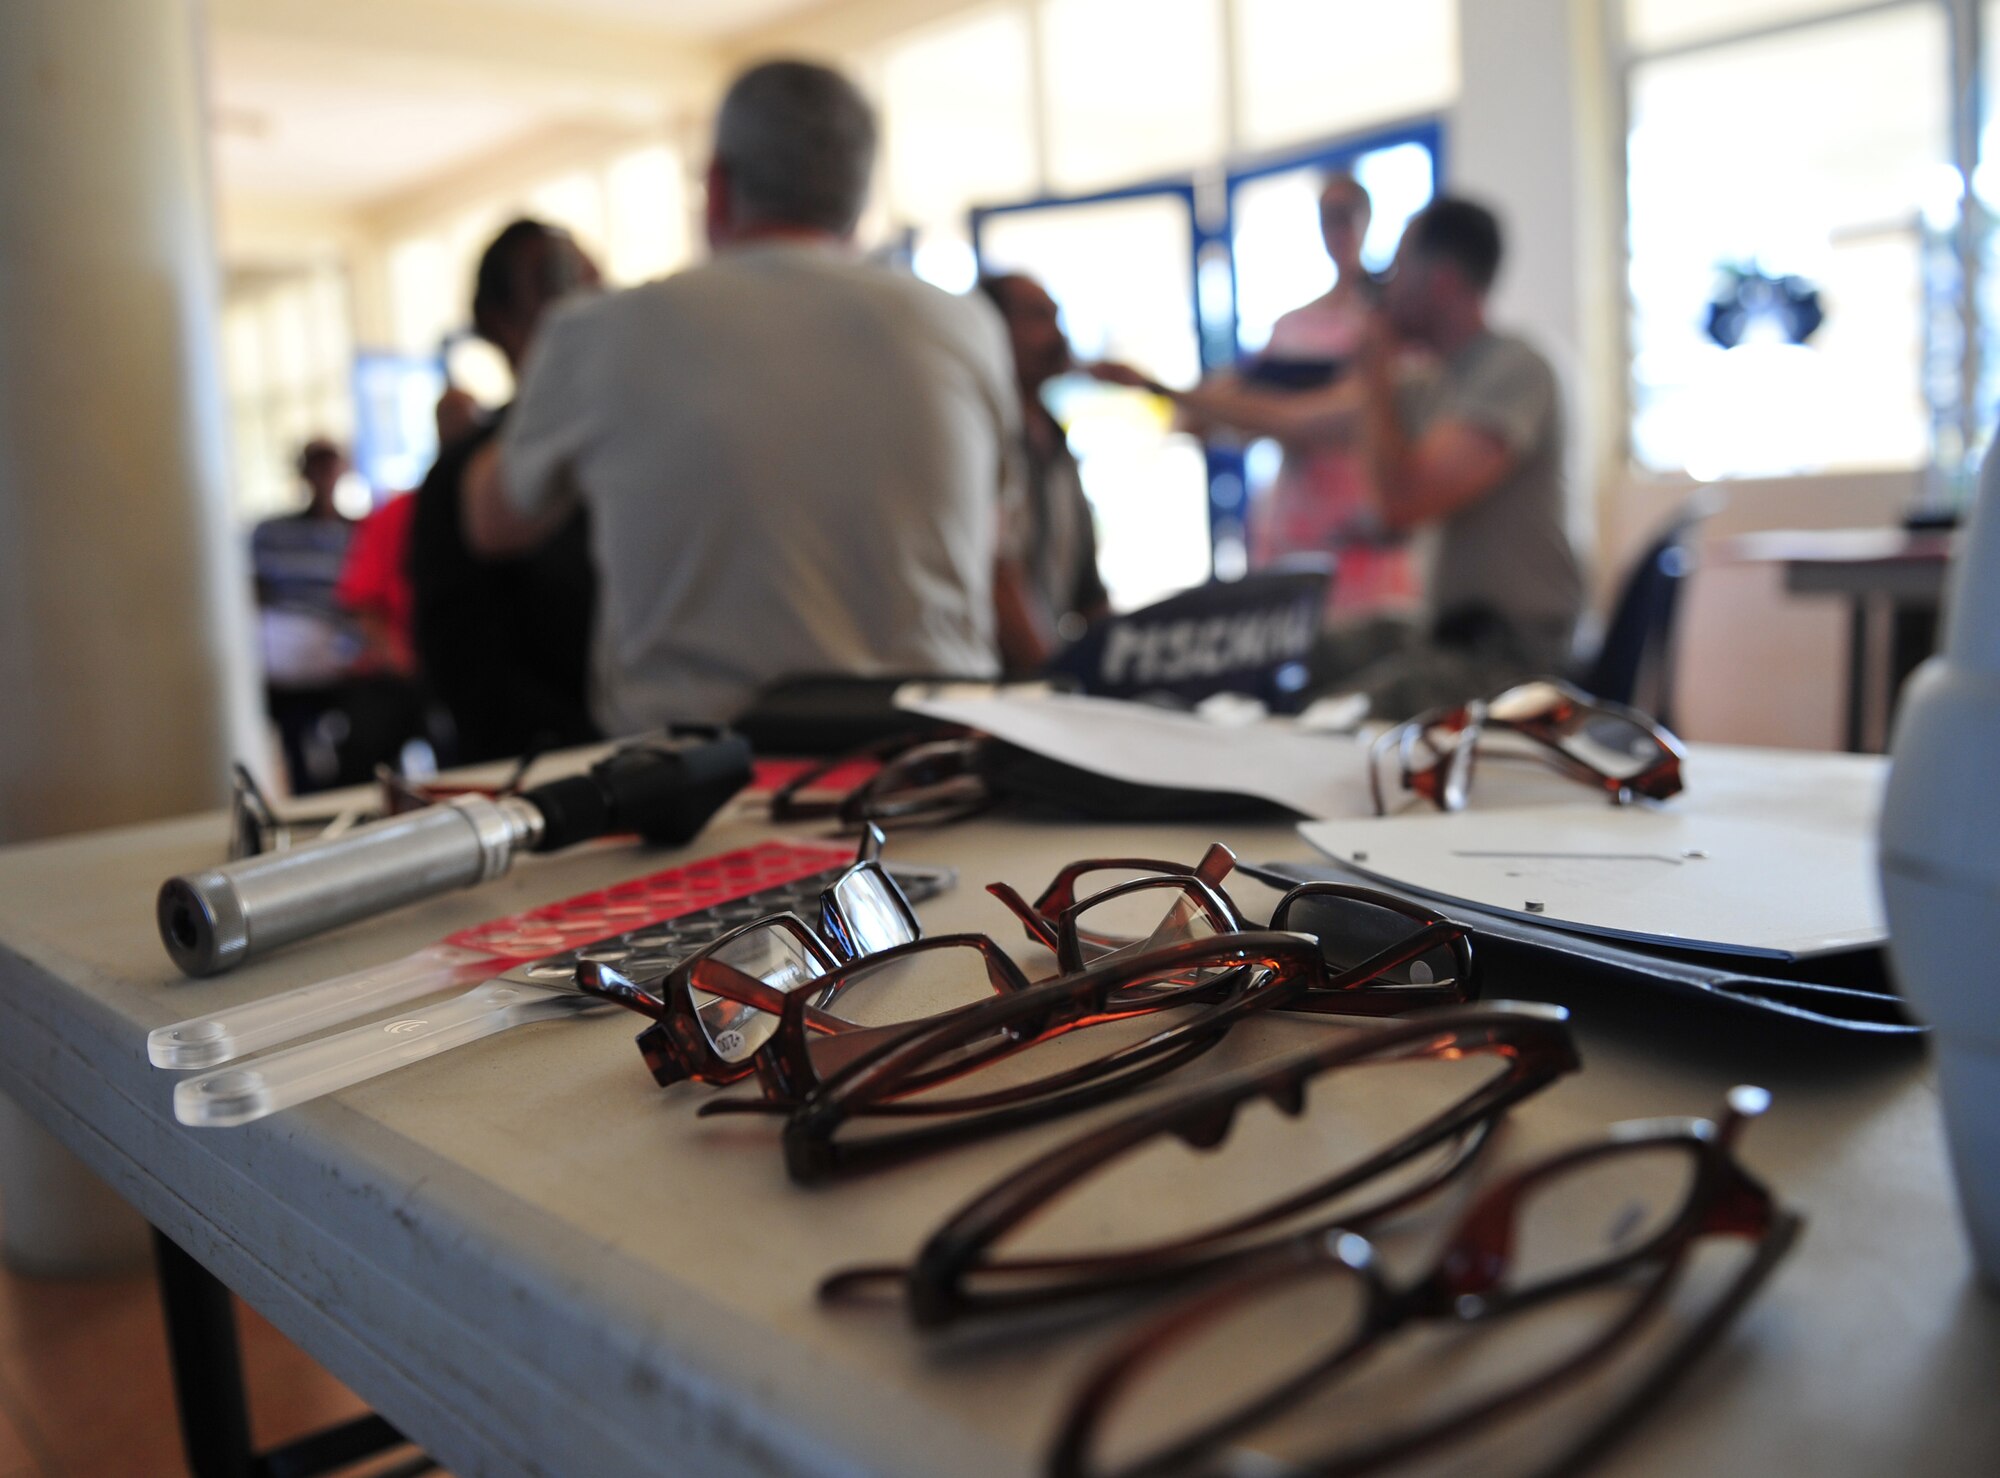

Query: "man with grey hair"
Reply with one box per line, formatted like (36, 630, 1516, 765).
(462, 60, 1024, 730)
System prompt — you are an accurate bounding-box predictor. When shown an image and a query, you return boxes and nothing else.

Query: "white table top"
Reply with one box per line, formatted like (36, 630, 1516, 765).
(0, 751, 1994, 1477)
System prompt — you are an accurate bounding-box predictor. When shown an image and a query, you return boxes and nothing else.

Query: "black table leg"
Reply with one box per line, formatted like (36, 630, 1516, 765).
(1844, 597, 1870, 752)
(1887, 601, 1941, 742)
(151, 1229, 435, 1478)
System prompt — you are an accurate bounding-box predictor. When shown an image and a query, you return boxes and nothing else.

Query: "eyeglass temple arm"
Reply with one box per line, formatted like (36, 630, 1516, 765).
(1193, 842, 1237, 888)
(854, 820, 887, 865)
(573, 962, 668, 1019)
(986, 881, 1063, 951)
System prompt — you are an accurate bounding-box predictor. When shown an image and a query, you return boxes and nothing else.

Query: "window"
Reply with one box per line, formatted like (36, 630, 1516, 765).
(527, 170, 610, 262)
(383, 137, 692, 358)
(981, 193, 1213, 608)
(1230, 138, 1437, 354)
(1624, 0, 1880, 52)
(872, 5, 1038, 292)
(606, 145, 690, 285)
(221, 266, 359, 521)
(1039, 0, 1226, 192)
(1232, 0, 1457, 151)
(1625, 2, 1950, 478)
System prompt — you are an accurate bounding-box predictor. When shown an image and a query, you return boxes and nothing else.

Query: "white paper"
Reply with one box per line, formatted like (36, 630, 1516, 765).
(897, 685, 1377, 819)
(1299, 805, 1884, 958)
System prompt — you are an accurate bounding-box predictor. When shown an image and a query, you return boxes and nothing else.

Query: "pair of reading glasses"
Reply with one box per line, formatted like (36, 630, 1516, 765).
(770, 732, 992, 832)
(1049, 1085, 1800, 1478)
(1370, 677, 1687, 815)
(742, 902, 1473, 1183)
(989, 843, 1472, 1014)
(576, 824, 928, 1088)
(820, 1002, 1580, 1328)
(585, 843, 1477, 1181)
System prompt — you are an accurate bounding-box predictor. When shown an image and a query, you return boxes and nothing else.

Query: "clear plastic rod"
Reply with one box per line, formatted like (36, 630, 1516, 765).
(148, 944, 497, 1069)
(172, 980, 603, 1127)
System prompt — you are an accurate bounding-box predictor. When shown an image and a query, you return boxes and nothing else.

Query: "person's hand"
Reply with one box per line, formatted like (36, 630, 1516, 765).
(1086, 361, 1168, 395)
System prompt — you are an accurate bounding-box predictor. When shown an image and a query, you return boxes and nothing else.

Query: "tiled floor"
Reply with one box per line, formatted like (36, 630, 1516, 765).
(0, 1242, 431, 1478)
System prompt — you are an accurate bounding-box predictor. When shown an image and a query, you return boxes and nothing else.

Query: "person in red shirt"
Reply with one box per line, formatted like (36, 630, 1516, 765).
(335, 489, 418, 676)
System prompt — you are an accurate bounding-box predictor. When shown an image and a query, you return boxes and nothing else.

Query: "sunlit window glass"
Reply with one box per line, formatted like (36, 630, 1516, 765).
(1626, 3, 1947, 478)
(527, 171, 609, 262)
(1234, 0, 1457, 151)
(879, 6, 1037, 230)
(1977, 0, 2000, 457)
(983, 194, 1211, 608)
(220, 266, 357, 520)
(1624, 0, 1874, 53)
(1040, 0, 1225, 194)
(1232, 140, 1435, 354)
(389, 235, 453, 355)
(606, 144, 690, 284)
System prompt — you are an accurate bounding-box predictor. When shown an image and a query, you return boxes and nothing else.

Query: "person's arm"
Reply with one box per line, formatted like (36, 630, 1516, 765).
(993, 553, 1054, 675)
(463, 300, 596, 561)
(462, 442, 574, 558)
(1089, 360, 1364, 444)
(1358, 333, 1542, 533)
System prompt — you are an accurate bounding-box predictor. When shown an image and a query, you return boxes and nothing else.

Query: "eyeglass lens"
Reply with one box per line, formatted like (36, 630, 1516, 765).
(1071, 1136, 1727, 1478)
(810, 943, 999, 1032)
(829, 868, 918, 958)
(1277, 893, 1463, 989)
(1067, 881, 1228, 966)
(966, 1048, 1517, 1287)
(691, 925, 826, 1062)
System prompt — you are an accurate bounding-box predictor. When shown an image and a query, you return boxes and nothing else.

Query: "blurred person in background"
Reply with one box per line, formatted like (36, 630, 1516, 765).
(252, 438, 362, 789)
(978, 272, 1110, 672)
(1237, 173, 1419, 630)
(461, 60, 1023, 731)
(409, 218, 602, 763)
(1095, 196, 1582, 719)
(251, 437, 355, 655)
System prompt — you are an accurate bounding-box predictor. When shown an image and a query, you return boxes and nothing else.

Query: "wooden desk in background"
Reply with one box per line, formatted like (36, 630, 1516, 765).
(1720, 526, 1956, 753)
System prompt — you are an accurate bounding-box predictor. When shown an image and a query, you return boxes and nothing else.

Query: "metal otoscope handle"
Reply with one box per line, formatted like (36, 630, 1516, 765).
(156, 732, 754, 978)
(157, 795, 545, 978)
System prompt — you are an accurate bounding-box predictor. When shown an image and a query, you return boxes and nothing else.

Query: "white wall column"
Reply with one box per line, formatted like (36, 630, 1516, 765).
(0, 0, 262, 843)
(0, 0, 261, 1272)
(1450, 0, 1622, 584)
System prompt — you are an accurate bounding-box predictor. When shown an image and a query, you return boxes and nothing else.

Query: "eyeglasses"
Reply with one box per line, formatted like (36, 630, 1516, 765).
(1369, 677, 1686, 814)
(225, 762, 372, 859)
(575, 824, 930, 1086)
(717, 915, 1469, 1184)
(990, 843, 1476, 1016)
(820, 1002, 1580, 1328)
(581, 929, 1037, 1090)
(769, 733, 991, 831)
(1047, 1085, 1800, 1478)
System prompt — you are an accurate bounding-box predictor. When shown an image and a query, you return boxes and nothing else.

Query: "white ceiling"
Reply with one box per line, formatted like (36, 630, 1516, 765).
(207, 0, 831, 211)
(210, 37, 577, 205)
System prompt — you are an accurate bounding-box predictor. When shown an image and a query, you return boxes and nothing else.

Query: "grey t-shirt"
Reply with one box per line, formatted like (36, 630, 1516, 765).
(502, 242, 1019, 731)
(1402, 331, 1583, 650)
